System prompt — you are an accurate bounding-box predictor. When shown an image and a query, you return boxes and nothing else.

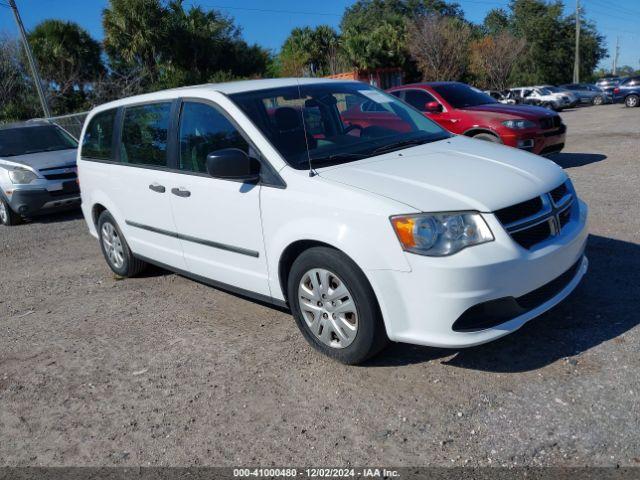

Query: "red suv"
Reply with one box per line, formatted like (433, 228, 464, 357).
(386, 82, 566, 156)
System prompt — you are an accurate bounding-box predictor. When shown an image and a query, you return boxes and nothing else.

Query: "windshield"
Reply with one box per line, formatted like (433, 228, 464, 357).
(430, 83, 498, 109)
(545, 87, 563, 93)
(0, 125, 78, 157)
(229, 82, 450, 170)
(538, 88, 552, 95)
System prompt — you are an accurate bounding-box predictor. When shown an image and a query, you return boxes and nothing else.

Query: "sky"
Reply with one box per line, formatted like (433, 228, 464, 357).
(0, 0, 638, 71)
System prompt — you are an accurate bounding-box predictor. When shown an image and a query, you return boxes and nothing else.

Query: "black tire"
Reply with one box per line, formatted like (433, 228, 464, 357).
(97, 210, 147, 277)
(0, 196, 22, 226)
(625, 95, 639, 108)
(472, 132, 501, 143)
(287, 247, 389, 364)
(592, 95, 603, 106)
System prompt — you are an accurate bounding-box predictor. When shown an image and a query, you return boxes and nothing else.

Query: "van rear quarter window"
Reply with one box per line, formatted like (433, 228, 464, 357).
(82, 110, 116, 160)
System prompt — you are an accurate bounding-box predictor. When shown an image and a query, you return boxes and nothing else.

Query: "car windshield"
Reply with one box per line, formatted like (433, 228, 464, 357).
(230, 82, 450, 170)
(430, 83, 498, 109)
(0, 125, 78, 157)
(545, 87, 563, 93)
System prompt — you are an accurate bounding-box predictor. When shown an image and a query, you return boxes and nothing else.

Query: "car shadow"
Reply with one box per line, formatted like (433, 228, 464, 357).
(27, 208, 84, 224)
(549, 152, 607, 168)
(366, 235, 640, 371)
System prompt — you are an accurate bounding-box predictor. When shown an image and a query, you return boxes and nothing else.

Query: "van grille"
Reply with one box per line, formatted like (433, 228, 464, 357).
(495, 180, 576, 250)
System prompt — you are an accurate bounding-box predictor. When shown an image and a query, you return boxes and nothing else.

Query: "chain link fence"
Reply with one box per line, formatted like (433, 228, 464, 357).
(30, 112, 88, 140)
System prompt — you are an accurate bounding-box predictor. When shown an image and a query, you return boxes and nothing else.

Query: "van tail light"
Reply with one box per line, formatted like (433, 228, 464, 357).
(613, 88, 620, 94)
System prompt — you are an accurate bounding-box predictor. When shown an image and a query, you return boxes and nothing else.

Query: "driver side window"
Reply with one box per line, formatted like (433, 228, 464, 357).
(403, 90, 437, 111)
(178, 102, 250, 173)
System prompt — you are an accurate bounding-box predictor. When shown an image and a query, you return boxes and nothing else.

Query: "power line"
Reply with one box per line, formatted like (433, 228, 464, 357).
(190, 4, 342, 17)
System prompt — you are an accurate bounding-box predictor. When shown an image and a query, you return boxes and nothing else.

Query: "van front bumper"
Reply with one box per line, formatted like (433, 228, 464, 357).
(368, 200, 588, 348)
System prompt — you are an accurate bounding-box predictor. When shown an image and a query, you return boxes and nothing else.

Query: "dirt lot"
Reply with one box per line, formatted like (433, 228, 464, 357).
(1, 104, 639, 467)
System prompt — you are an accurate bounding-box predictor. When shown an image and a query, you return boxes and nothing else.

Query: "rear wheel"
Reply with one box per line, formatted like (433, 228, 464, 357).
(592, 95, 603, 106)
(472, 132, 501, 143)
(625, 95, 639, 108)
(288, 247, 388, 364)
(97, 210, 147, 277)
(0, 196, 22, 226)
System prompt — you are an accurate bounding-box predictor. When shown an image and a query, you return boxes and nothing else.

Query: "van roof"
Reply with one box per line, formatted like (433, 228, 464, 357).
(91, 77, 358, 113)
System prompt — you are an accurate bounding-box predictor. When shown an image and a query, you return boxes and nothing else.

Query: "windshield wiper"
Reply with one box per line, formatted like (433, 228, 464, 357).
(310, 152, 369, 166)
(370, 137, 433, 156)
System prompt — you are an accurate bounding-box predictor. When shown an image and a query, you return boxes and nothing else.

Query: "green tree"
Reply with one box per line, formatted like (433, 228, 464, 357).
(103, 0, 169, 82)
(483, 8, 509, 35)
(102, 0, 270, 89)
(279, 25, 344, 77)
(340, 0, 462, 70)
(0, 34, 40, 122)
(28, 20, 104, 114)
(489, 0, 607, 85)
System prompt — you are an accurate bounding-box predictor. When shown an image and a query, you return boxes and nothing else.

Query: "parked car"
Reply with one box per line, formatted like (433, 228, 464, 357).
(612, 76, 640, 107)
(385, 82, 566, 156)
(0, 121, 80, 226)
(78, 79, 588, 364)
(484, 90, 516, 104)
(509, 87, 570, 111)
(595, 76, 623, 94)
(560, 83, 610, 105)
(538, 85, 580, 108)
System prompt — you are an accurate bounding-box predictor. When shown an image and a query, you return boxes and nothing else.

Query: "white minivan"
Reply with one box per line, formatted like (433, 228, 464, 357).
(78, 78, 588, 364)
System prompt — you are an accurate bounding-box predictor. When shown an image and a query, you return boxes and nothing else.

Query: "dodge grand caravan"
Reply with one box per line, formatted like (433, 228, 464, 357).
(78, 79, 588, 364)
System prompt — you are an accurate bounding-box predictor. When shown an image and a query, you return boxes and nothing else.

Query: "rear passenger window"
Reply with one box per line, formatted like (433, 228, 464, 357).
(178, 102, 249, 173)
(121, 103, 171, 167)
(82, 110, 115, 160)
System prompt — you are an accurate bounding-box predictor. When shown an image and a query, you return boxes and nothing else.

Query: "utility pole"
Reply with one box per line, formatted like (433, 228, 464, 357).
(612, 36, 620, 75)
(573, 0, 580, 83)
(8, 0, 51, 118)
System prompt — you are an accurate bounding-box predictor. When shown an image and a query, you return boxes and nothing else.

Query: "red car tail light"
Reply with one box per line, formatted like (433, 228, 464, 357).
(614, 88, 620, 94)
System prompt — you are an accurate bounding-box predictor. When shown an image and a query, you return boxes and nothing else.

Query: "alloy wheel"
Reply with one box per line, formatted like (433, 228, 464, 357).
(298, 268, 358, 349)
(627, 96, 639, 107)
(101, 222, 125, 269)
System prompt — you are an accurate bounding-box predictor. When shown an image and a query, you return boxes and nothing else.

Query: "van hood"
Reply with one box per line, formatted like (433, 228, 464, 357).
(317, 135, 566, 213)
(0, 148, 77, 171)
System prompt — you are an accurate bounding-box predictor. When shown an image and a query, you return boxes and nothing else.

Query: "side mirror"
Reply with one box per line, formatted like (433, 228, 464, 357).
(424, 101, 443, 113)
(206, 148, 261, 182)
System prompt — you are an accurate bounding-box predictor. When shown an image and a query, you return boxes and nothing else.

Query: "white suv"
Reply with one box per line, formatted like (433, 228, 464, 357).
(510, 87, 571, 110)
(78, 79, 588, 364)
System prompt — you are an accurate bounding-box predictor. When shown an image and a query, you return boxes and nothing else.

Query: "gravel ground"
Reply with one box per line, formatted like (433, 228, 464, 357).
(1, 104, 639, 468)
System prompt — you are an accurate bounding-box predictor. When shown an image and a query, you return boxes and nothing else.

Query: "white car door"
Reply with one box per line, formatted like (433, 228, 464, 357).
(166, 99, 271, 297)
(114, 101, 186, 270)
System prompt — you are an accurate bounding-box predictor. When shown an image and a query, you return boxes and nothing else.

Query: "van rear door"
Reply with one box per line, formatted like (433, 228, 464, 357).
(114, 102, 186, 270)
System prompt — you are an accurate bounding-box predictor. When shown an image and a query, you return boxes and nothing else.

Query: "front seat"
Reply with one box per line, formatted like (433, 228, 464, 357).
(273, 107, 316, 158)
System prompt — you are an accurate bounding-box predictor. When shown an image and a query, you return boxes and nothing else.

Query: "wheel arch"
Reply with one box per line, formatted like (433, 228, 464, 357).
(278, 239, 343, 304)
(463, 127, 502, 141)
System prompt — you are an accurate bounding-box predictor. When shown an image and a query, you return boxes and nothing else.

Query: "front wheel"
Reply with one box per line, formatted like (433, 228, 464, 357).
(592, 95, 603, 106)
(625, 95, 639, 108)
(97, 210, 147, 277)
(288, 247, 388, 364)
(0, 196, 22, 226)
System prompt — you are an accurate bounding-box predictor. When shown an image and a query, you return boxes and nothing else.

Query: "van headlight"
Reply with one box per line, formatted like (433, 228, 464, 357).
(391, 212, 494, 256)
(8, 167, 38, 184)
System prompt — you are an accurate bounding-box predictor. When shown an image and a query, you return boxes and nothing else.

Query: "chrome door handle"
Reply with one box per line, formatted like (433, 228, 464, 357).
(149, 183, 165, 193)
(171, 187, 191, 198)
